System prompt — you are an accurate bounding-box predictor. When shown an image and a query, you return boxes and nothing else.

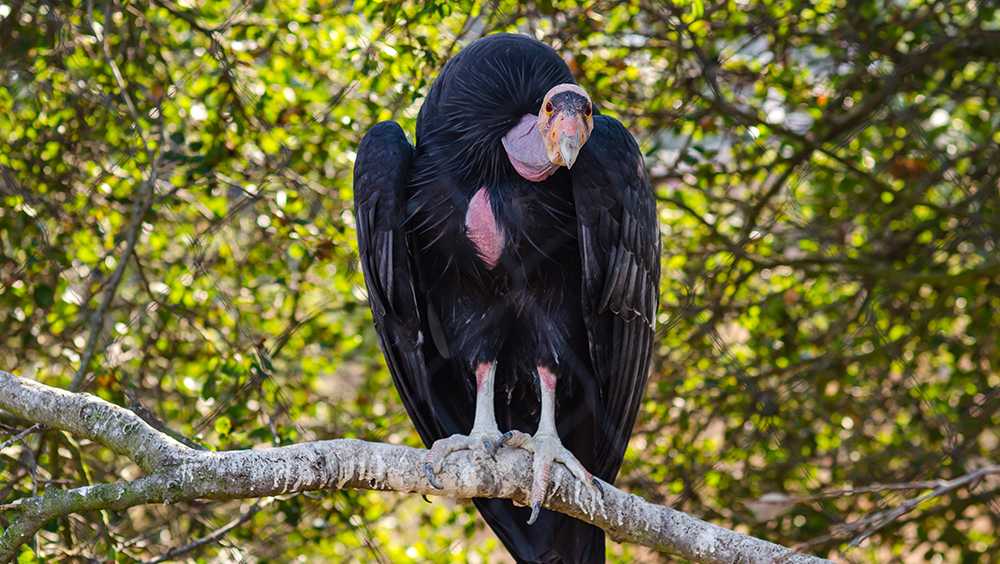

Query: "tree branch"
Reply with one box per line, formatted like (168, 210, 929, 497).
(69, 157, 159, 393)
(143, 502, 263, 564)
(0, 371, 828, 563)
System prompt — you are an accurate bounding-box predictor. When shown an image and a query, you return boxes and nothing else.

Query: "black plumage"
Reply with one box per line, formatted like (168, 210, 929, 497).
(353, 33, 659, 563)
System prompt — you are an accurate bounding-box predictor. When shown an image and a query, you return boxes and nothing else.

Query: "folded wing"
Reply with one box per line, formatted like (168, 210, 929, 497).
(353, 121, 445, 444)
(571, 115, 661, 481)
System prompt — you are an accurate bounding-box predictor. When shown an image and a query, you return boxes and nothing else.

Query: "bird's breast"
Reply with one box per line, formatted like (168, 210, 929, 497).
(464, 187, 505, 269)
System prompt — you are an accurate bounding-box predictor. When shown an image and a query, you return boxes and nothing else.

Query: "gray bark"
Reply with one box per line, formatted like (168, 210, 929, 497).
(0, 371, 829, 563)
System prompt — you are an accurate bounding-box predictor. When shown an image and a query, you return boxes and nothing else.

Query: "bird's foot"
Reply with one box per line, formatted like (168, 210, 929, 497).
(423, 430, 506, 489)
(502, 431, 600, 525)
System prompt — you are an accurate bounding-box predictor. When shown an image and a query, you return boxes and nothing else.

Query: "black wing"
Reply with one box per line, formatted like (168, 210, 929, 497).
(571, 115, 660, 481)
(353, 121, 444, 444)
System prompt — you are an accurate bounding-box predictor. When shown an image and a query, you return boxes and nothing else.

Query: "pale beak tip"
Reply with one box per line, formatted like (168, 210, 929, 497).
(559, 136, 580, 169)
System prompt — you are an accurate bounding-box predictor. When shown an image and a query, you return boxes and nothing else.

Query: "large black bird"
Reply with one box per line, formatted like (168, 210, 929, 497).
(353, 34, 659, 563)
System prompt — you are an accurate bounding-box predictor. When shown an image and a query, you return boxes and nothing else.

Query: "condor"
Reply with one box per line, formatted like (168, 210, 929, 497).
(353, 33, 659, 563)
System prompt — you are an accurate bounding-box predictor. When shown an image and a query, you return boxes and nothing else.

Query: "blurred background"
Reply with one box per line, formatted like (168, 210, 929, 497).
(0, 0, 997, 561)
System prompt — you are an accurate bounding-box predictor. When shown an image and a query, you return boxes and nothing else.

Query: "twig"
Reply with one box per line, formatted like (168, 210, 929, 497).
(71, 2, 164, 393)
(69, 157, 159, 392)
(789, 467, 1000, 554)
(847, 465, 999, 546)
(143, 502, 263, 563)
(0, 424, 41, 452)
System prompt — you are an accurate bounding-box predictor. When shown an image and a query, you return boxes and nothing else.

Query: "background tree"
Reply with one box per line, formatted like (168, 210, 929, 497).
(0, 0, 997, 562)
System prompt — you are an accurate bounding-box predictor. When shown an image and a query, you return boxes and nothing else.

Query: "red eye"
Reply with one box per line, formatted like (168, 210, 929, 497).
(545, 101, 553, 113)
(584, 104, 592, 116)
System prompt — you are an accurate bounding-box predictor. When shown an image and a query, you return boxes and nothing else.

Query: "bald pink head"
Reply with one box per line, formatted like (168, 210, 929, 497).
(537, 84, 593, 169)
(501, 83, 594, 183)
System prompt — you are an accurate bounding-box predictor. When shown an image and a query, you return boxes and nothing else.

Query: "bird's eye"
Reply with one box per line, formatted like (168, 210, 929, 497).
(584, 104, 592, 116)
(545, 101, 553, 113)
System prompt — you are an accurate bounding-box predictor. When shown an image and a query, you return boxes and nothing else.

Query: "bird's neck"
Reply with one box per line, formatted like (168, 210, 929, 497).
(501, 114, 558, 183)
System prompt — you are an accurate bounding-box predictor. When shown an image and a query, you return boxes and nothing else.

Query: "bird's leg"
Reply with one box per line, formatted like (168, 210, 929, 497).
(424, 361, 504, 488)
(503, 365, 599, 524)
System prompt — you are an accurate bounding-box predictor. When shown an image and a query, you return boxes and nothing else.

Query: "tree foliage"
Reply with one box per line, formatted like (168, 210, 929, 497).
(0, 0, 997, 561)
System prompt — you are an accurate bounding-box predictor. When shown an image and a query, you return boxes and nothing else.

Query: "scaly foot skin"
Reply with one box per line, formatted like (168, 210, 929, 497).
(423, 430, 506, 489)
(502, 430, 600, 524)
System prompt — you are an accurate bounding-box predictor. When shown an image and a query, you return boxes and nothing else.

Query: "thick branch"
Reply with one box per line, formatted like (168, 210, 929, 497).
(0, 371, 828, 563)
(0, 373, 187, 472)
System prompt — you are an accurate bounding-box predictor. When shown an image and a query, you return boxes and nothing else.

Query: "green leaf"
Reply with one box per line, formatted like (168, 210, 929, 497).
(214, 416, 232, 436)
(33, 284, 54, 308)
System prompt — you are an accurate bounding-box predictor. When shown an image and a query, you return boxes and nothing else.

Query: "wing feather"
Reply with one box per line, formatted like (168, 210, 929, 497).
(571, 115, 660, 480)
(353, 121, 444, 444)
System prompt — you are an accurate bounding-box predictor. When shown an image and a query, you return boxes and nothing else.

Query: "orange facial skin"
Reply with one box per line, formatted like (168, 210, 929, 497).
(536, 84, 593, 169)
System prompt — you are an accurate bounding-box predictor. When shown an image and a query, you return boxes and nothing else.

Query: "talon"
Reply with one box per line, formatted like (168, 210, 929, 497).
(527, 501, 541, 525)
(486, 437, 503, 458)
(509, 431, 595, 526)
(424, 431, 505, 484)
(502, 430, 531, 449)
(423, 462, 443, 489)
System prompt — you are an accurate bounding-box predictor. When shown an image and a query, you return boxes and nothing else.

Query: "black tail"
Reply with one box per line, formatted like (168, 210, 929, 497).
(473, 498, 605, 563)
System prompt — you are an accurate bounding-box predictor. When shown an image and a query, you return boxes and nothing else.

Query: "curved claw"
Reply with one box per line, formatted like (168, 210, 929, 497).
(482, 437, 497, 459)
(501, 429, 531, 449)
(511, 432, 597, 526)
(485, 437, 501, 458)
(498, 430, 514, 447)
(424, 432, 504, 488)
(423, 462, 443, 489)
(527, 501, 541, 525)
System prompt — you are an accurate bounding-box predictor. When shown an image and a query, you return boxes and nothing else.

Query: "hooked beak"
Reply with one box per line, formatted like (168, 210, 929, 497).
(559, 133, 581, 169)
(546, 111, 588, 169)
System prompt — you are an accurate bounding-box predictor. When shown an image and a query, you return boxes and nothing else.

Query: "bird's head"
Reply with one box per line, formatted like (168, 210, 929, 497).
(537, 84, 593, 169)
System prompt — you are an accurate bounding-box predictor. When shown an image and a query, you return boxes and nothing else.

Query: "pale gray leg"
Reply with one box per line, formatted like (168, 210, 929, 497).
(503, 365, 599, 524)
(424, 361, 504, 488)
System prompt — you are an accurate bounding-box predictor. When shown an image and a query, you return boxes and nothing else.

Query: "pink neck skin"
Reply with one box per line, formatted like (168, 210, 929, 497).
(465, 188, 504, 269)
(537, 365, 557, 392)
(476, 362, 493, 390)
(502, 114, 558, 182)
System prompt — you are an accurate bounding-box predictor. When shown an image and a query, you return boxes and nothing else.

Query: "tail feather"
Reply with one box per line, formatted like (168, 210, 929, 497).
(473, 498, 605, 564)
